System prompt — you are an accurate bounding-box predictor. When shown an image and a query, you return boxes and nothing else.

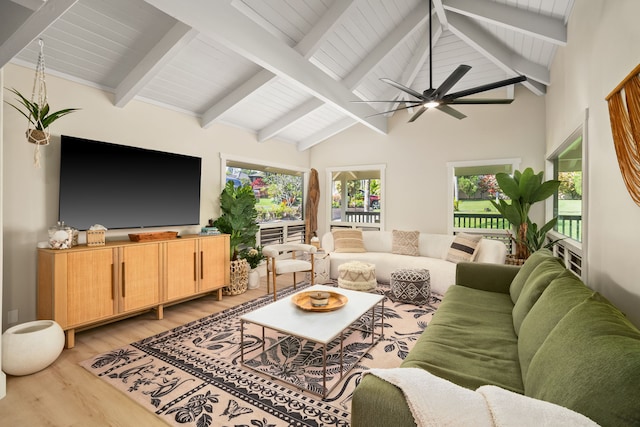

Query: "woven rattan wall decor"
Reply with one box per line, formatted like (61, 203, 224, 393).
(606, 64, 640, 206)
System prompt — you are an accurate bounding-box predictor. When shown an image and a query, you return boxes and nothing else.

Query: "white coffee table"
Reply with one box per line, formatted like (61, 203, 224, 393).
(240, 284, 384, 398)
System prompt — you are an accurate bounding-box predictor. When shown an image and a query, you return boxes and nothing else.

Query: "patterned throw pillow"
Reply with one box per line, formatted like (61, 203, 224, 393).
(388, 268, 431, 305)
(391, 230, 420, 256)
(446, 233, 482, 263)
(332, 229, 366, 253)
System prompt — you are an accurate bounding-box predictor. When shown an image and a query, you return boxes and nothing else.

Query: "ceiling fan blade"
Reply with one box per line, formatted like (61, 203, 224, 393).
(433, 65, 472, 99)
(380, 78, 424, 100)
(443, 75, 527, 101)
(351, 100, 410, 103)
(365, 102, 424, 118)
(448, 98, 514, 105)
(436, 104, 467, 120)
(408, 106, 427, 122)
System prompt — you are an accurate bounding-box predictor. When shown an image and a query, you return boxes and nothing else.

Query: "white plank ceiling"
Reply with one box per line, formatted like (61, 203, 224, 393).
(1, 0, 574, 150)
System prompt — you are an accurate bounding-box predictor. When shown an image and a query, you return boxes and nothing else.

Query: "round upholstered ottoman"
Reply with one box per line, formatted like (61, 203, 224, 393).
(338, 261, 377, 291)
(389, 268, 431, 305)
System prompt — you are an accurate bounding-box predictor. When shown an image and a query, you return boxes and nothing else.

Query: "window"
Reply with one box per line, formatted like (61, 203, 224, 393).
(327, 165, 385, 231)
(552, 136, 583, 242)
(447, 159, 520, 249)
(547, 110, 588, 279)
(221, 154, 307, 246)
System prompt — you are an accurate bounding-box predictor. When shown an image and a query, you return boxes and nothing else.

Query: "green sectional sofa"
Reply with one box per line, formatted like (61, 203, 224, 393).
(351, 249, 640, 426)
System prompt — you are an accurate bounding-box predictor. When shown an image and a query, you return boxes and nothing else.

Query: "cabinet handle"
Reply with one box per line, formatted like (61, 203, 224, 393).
(111, 263, 115, 300)
(193, 252, 197, 281)
(122, 262, 126, 298)
(200, 251, 204, 280)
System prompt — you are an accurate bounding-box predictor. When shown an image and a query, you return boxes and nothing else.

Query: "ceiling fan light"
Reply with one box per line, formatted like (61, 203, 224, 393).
(424, 101, 440, 108)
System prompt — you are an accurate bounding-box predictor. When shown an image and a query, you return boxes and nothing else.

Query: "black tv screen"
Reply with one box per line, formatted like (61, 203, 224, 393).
(59, 135, 202, 230)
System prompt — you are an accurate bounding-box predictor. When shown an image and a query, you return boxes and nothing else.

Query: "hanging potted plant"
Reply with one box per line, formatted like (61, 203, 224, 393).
(213, 181, 260, 295)
(491, 168, 560, 262)
(5, 87, 79, 145)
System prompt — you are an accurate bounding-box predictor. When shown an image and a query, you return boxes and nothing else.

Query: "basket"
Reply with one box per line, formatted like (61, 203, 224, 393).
(86, 230, 106, 246)
(505, 254, 526, 266)
(223, 259, 249, 295)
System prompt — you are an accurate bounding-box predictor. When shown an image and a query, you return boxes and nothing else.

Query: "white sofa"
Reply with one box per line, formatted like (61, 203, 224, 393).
(321, 230, 507, 295)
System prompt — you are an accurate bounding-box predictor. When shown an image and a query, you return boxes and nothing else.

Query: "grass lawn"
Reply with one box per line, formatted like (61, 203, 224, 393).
(457, 199, 582, 215)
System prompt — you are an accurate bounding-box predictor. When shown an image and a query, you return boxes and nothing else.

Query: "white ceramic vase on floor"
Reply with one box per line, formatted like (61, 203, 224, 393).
(2, 320, 65, 376)
(248, 269, 260, 289)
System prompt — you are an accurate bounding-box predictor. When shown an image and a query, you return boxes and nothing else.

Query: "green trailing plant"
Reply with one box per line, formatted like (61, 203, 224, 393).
(213, 181, 259, 260)
(490, 168, 560, 259)
(5, 88, 79, 131)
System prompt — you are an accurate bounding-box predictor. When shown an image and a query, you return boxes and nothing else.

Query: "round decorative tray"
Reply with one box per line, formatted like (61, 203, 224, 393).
(292, 291, 348, 312)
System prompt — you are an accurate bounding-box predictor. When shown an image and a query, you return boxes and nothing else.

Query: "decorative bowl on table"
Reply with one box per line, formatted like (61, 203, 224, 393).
(292, 291, 348, 312)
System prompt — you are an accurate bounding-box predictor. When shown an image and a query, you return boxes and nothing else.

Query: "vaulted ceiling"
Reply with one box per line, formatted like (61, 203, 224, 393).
(0, 0, 574, 151)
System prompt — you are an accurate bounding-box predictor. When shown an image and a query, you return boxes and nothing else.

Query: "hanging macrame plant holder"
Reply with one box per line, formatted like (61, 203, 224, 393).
(27, 39, 51, 165)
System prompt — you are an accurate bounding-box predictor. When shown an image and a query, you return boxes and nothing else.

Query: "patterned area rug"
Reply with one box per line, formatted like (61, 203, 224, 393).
(81, 281, 441, 426)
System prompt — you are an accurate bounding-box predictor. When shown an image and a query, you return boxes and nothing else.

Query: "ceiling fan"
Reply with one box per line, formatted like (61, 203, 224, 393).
(356, 0, 527, 122)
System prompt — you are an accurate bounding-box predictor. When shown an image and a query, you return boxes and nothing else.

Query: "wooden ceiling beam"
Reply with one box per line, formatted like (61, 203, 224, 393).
(260, 1, 431, 145)
(447, 13, 548, 95)
(200, 0, 356, 129)
(443, 0, 567, 46)
(114, 22, 197, 108)
(0, 0, 77, 68)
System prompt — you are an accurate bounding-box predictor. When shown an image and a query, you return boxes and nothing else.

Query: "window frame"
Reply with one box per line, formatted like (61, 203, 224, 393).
(220, 153, 309, 245)
(326, 164, 386, 231)
(546, 109, 589, 279)
(446, 158, 521, 238)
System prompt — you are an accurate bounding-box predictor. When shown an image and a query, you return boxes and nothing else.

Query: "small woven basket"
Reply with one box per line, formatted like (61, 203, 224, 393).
(223, 259, 249, 295)
(86, 230, 106, 246)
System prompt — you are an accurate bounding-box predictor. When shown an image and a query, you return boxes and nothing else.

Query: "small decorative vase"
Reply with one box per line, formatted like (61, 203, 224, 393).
(224, 259, 249, 295)
(247, 268, 260, 290)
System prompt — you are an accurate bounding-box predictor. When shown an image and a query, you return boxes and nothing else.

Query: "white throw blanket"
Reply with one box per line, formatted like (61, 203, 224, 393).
(366, 368, 600, 426)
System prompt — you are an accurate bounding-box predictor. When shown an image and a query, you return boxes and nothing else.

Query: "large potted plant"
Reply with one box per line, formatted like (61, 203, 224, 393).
(5, 87, 79, 145)
(491, 168, 560, 261)
(213, 181, 259, 295)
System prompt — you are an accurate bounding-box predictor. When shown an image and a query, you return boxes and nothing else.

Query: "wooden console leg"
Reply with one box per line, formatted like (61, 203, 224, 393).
(155, 305, 164, 320)
(65, 329, 75, 349)
(216, 288, 223, 301)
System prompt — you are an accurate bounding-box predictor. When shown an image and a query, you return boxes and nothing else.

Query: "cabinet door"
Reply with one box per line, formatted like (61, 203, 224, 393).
(166, 239, 198, 301)
(67, 249, 116, 327)
(121, 244, 161, 312)
(199, 236, 229, 292)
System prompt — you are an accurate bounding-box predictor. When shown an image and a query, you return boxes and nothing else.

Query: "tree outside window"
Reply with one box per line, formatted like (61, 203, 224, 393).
(225, 165, 303, 224)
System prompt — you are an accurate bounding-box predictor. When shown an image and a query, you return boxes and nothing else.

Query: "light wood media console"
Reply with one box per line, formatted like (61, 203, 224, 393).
(37, 234, 230, 348)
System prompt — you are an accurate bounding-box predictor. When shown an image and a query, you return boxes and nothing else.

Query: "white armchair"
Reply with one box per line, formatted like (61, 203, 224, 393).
(263, 243, 317, 300)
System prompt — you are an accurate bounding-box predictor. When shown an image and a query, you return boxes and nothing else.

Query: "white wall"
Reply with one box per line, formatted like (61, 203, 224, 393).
(546, 0, 640, 327)
(2, 63, 310, 327)
(311, 86, 547, 235)
(0, 67, 7, 398)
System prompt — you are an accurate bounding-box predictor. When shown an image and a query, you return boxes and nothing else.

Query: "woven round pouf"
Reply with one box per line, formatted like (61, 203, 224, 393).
(389, 268, 431, 305)
(337, 261, 376, 291)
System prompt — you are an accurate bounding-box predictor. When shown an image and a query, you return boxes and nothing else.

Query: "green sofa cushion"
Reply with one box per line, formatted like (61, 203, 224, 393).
(402, 285, 523, 394)
(525, 294, 640, 426)
(517, 270, 594, 379)
(512, 258, 566, 335)
(509, 249, 556, 304)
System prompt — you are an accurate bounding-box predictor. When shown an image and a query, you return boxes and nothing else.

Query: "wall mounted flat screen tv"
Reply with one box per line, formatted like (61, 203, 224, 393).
(59, 135, 202, 230)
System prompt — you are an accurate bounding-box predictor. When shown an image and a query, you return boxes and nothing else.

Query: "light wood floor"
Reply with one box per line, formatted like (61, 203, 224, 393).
(0, 277, 297, 427)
